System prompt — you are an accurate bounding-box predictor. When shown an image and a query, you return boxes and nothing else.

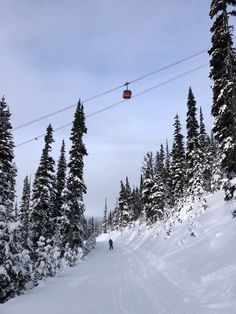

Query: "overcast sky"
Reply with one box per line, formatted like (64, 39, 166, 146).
(0, 0, 223, 216)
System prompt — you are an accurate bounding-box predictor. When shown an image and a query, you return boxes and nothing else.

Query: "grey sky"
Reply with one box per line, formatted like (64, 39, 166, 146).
(0, 0, 220, 216)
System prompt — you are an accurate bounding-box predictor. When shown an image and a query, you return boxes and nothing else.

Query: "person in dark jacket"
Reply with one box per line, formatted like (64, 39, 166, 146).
(108, 238, 113, 250)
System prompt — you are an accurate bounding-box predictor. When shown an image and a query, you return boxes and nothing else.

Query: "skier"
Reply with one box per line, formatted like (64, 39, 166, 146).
(108, 238, 113, 250)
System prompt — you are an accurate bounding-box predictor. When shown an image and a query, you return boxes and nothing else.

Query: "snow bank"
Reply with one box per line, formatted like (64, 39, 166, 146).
(98, 189, 236, 312)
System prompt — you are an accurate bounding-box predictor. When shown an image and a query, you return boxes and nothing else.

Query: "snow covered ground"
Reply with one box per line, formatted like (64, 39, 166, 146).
(1, 190, 236, 314)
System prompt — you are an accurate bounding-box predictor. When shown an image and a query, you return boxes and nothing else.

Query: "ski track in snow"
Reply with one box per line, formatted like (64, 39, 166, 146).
(2, 190, 236, 314)
(0, 240, 221, 314)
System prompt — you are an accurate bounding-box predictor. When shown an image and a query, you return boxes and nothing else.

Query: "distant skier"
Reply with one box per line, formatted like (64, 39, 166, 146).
(109, 238, 113, 250)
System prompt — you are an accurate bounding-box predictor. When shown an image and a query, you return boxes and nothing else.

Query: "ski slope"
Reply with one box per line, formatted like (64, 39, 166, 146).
(1, 190, 236, 314)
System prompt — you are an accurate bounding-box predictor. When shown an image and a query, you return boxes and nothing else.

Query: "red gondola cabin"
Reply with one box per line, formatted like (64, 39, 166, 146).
(123, 89, 132, 99)
(123, 82, 132, 99)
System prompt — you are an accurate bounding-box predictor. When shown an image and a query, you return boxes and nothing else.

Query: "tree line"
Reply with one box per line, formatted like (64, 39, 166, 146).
(0, 100, 96, 303)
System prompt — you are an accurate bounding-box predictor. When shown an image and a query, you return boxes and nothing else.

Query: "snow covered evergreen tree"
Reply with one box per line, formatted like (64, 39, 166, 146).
(94, 217, 102, 235)
(199, 107, 213, 192)
(102, 209, 108, 233)
(170, 114, 186, 204)
(19, 175, 31, 247)
(185, 88, 204, 198)
(33, 236, 60, 281)
(186, 87, 199, 181)
(130, 187, 142, 222)
(125, 177, 133, 224)
(53, 140, 67, 253)
(209, 0, 236, 177)
(107, 211, 113, 230)
(87, 216, 95, 236)
(84, 217, 96, 252)
(142, 152, 155, 222)
(147, 147, 166, 224)
(54, 140, 66, 223)
(111, 205, 119, 231)
(150, 172, 165, 223)
(0, 96, 17, 218)
(117, 179, 130, 228)
(164, 140, 173, 208)
(208, 131, 223, 191)
(28, 124, 56, 250)
(62, 100, 87, 254)
(0, 96, 26, 302)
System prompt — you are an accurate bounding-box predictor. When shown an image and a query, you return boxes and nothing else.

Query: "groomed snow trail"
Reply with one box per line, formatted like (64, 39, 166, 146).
(2, 238, 214, 314)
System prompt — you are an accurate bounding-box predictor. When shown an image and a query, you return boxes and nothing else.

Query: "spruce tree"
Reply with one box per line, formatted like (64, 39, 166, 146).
(102, 209, 108, 233)
(210, 131, 223, 190)
(28, 124, 58, 282)
(150, 173, 165, 223)
(63, 100, 88, 251)
(107, 211, 113, 230)
(54, 140, 66, 222)
(164, 140, 173, 208)
(87, 216, 95, 235)
(125, 177, 133, 224)
(84, 216, 96, 252)
(186, 87, 199, 173)
(94, 218, 101, 236)
(28, 124, 55, 249)
(170, 114, 186, 203)
(209, 0, 236, 176)
(185, 88, 203, 196)
(154, 151, 160, 174)
(111, 205, 119, 231)
(149, 145, 166, 224)
(137, 175, 144, 220)
(157, 145, 165, 174)
(199, 107, 213, 191)
(0, 96, 24, 302)
(53, 140, 67, 253)
(0, 96, 16, 217)
(19, 175, 31, 247)
(130, 187, 142, 222)
(117, 180, 130, 228)
(142, 152, 155, 221)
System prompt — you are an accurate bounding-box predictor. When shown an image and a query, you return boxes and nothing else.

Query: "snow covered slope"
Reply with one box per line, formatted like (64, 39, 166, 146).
(1, 190, 236, 314)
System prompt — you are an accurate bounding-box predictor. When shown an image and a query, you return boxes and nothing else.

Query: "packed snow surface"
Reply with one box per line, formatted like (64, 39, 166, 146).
(1, 190, 236, 314)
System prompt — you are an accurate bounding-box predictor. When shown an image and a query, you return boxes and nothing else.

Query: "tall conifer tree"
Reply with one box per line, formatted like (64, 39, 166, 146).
(28, 124, 55, 249)
(54, 140, 66, 220)
(19, 175, 31, 247)
(164, 140, 173, 208)
(170, 114, 186, 202)
(186, 87, 199, 170)
(185, 88, 203, 196)
(102, 209, 108, 233)
(209, 0, 236, 176)
(63, 101, 87, 251)
(53, 140, 67, 253)
(0, 96, 22, 302)
(0, 96, 16, 215)
(117, 180, 130, 228)
(142, 152, 155, 221)
(199, 107, 213, 191)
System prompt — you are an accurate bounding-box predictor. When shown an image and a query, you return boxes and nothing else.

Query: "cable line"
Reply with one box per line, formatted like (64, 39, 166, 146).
(129, 49, 207, 84)
(13, 48, 208, 131)
(12, 85, 124, 131)
(15, 62, 208, 148)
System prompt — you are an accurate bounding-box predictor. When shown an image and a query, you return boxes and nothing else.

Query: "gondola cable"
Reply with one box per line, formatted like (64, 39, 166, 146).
(13, 48, 208, 131)
(15, 62, 208, 148)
